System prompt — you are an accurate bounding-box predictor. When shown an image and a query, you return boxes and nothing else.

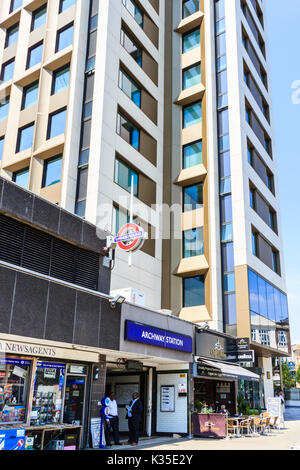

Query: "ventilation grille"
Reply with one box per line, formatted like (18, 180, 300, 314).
(0, 214, 100, 291)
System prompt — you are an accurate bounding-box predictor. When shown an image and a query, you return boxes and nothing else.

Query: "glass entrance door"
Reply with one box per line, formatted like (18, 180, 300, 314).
(63, 376, 86, 425)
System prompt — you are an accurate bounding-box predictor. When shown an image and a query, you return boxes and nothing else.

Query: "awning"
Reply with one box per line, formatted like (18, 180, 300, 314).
(199, 359, 260, 382)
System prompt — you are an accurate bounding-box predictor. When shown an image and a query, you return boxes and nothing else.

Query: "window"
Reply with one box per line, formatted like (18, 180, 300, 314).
(183, 227, 204, 258)
(183, 183, 203, 212)
(5, 24, 19, 48)
(27, 42, 43, 69)
(75, 167, 88, 217)
(31, 363, 66, 426)
(10, 0, 22, 13)
(17, 124, 34, 152)
(42, 155, 63, 187)
(224, 272, 235, 293)
(258, 329, 270, 346)
(59, 0, 76, 13)
(271, 250, 278, 273)
(122, 0, 143, 28)
(183, 101, 202, 128)
(0, 137, 4, 160)
(182, 0, 200, 18)
(278, 331, 287, 347)
(117, 113, 140, 150)
(0, 97, 10, 122)
(47, 108, 67, 139)
(56, 24, 74, 52)
(249, 187, 255, 209)
(31, 5, 47, 31)
(115, 158, 138, 196)
(252, 231, 258, 256)
(182, 28, 200, 54)
(183, 63, 201, 90)
(52, 64, 70, 95)
(183, 275, 205, 307)
(12, 167, 30, 188)
(119, 68, 141, 107)
(183, 140, 202, 169)
(1, 59, 15, 82)
(22, 82, 39, 110)
(120, 28, 142, 66)
(0, 357, 31, 424)
(221, 223, 233, 242)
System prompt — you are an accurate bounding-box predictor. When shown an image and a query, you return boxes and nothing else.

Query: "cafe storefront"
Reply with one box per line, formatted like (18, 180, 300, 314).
(194, 330, 260, 416)
(0, 336, 100, 450)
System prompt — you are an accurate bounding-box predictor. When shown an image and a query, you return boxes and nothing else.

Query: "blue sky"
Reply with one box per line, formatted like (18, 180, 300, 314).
(265, 1, 300, 344)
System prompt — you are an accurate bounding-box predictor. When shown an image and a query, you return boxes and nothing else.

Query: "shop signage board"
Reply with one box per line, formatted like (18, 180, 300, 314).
(125, 320, 193, 353)
(237, 338, 250, 351)
(237, 350, 255, 363)
(267, 397, 284, 426)
(0, 338, 99, 363)
(195, 331, 238, 362)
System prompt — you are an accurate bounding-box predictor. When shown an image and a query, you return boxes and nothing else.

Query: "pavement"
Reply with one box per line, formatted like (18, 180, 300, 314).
(111, 407, 300, 451)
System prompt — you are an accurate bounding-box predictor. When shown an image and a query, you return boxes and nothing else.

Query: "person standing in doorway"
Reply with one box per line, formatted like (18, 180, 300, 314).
(105, 392, 122, 446)
(127, 392, 143, 446)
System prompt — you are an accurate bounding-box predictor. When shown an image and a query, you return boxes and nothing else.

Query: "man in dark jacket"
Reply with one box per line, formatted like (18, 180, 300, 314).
(127, 392, 143, 446)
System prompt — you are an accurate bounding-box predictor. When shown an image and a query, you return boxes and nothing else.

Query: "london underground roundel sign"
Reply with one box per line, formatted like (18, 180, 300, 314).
(115, 223, 145, 252)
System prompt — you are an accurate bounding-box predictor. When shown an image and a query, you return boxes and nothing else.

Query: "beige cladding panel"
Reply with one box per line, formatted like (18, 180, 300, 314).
(235, 265, 251, 339)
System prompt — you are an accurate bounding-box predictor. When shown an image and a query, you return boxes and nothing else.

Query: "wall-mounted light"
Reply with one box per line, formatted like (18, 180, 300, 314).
(109, 294, 126, 309)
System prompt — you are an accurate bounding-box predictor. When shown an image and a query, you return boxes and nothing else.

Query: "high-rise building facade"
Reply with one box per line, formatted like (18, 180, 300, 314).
(0, 0, 291, 401)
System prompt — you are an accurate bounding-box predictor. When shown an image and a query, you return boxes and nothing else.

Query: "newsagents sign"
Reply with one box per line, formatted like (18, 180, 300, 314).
(125, 320, 193, 353)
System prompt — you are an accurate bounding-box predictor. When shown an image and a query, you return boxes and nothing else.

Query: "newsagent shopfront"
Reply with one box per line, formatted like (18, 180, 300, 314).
(0, 337, 101, 450)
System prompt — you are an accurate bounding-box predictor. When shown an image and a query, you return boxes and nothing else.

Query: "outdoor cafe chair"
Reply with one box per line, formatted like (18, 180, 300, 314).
(251, 416, 262, 436)
(238, 417, 253, 437)
(227, 418, 240, 437)
(260, 416, 271, 435)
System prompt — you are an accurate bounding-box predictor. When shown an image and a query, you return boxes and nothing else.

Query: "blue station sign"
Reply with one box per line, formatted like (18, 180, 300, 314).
(125, 320, 193, 353)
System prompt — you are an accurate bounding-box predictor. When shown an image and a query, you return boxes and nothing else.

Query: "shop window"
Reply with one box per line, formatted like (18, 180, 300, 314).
(31, 362, 66, 426)
(0, 358, 31, 424)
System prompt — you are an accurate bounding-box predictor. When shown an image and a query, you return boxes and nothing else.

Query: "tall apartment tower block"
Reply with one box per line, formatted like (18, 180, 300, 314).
(0, 0, 290, 397)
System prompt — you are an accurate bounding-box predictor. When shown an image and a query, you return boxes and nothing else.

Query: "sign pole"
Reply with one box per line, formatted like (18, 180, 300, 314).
(128, 175, 134, 267)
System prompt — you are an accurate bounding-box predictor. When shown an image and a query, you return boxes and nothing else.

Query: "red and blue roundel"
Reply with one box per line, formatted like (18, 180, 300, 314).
(115, 223, 145, 252)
